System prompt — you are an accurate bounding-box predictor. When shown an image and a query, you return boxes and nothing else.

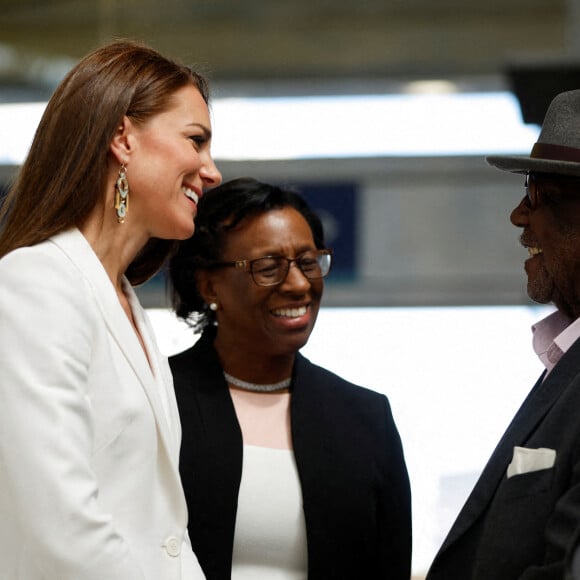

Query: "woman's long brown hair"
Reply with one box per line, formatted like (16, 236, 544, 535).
(0, 39, 209, 285)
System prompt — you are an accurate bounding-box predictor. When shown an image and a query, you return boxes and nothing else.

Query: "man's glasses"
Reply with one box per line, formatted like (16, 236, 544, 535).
(209, 249, 332, 287)
(524, 173, 540, 210)
(524, 172, 580, 210)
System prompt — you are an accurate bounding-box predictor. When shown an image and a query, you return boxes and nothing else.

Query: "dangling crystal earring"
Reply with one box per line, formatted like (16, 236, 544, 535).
(114, 164, 129, 223)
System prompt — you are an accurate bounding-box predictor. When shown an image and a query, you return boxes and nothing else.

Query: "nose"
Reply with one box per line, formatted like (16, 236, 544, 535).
(200, 154, 222, 187)
(280, 261, 311, 293)
(510, 196, 530, 228)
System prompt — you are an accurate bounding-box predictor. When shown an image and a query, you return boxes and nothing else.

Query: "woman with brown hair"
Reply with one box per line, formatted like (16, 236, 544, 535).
(0, 40, 221, 579)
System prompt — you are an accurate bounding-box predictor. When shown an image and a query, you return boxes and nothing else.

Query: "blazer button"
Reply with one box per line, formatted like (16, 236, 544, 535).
(164, 535, 181, 557)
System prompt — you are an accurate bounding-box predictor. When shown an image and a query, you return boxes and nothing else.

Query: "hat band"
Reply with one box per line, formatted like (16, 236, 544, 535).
(531, 142, 580, 163)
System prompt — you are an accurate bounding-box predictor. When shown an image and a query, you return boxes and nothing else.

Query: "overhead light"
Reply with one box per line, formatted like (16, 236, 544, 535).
(211, 91, 539, 159)
(0, 91, 539, 164)
(403, 80, 459, 94)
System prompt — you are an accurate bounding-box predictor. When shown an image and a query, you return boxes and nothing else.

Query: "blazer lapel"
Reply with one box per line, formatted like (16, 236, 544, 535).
(124, 283, 181, 458)
(51, 229, 178, 467)
(186, 330, 242, 471)
(440, 340, 580, 551)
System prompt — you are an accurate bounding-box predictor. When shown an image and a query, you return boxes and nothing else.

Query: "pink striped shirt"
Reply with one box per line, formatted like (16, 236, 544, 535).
(532, 309, 580, 375)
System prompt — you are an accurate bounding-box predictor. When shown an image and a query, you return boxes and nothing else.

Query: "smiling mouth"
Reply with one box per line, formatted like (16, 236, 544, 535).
(527, 246, 543, 257)
(272, 306, 307, 318)
(182, 186, 199, 204)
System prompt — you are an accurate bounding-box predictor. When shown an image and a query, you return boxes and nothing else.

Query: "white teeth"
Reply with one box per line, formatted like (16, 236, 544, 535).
(528, 247, 543, 257)
(273, 306, 307, 318)
(183, 187, 198, 204)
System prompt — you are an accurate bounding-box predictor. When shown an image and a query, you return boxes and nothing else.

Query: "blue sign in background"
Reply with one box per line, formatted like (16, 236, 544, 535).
(289, 181, 358, 282)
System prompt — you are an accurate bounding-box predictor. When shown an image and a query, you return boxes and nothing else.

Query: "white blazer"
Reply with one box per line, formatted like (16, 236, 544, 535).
(0, 228, 204, 580)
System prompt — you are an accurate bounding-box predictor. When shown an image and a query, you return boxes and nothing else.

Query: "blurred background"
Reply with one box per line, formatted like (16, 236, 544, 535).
(1, 0, 578, 576)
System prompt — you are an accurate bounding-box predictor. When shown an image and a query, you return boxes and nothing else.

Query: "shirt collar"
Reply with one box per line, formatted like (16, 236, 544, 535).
(532, 309, 578, 373)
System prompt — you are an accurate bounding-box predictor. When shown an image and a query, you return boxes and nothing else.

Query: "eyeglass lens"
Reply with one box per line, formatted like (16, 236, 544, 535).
(251, 252, 331, 286)
(525, 173, 539, 209)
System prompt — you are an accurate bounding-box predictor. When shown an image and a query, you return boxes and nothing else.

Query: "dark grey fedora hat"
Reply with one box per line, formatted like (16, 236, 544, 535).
(486, 89, 580, 176)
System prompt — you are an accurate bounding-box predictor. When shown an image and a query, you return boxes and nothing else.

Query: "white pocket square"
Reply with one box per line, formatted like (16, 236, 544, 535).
(506, 446, 556, 479)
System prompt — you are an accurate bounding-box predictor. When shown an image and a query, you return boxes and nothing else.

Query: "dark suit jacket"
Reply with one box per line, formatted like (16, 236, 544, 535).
(170, 327, 412, 580)
(427, 337, 580, 580)
(567, 526, 580, 580)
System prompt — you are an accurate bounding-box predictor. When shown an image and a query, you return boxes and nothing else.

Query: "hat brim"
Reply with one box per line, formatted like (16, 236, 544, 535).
(485, 155, 580, 177)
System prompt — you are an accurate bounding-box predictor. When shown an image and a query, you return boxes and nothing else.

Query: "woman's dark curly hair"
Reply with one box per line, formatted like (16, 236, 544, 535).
(168, 177, 326, 332)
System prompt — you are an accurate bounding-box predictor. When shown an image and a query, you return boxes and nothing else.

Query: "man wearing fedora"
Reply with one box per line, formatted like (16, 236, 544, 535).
(427, 89, 580, 580)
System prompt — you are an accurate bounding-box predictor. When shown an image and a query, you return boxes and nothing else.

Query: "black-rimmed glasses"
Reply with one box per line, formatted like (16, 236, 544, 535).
(209, 249, 332, 287)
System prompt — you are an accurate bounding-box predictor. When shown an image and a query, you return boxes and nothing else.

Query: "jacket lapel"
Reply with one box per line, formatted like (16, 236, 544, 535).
(185, 329, 242, 470)
(51, 228, 178, 467)
(176, 330, 243, 561)
(124, 284, 181, 458)
(439, 339, 580, 551)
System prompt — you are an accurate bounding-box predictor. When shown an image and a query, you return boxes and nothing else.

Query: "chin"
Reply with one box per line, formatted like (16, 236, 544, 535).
(527, 288, 554, 306)
(526, 271, 557, 304)
(276, 335, 311, 356)
(291, 334, 314, 353)
(163, 223, 195, 241)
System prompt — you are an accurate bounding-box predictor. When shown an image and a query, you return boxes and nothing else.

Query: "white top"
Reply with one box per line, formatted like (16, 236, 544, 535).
(232, 445, 308, 579)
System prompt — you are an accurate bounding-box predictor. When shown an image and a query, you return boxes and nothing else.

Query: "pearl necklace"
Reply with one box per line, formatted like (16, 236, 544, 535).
(223, 371, 292, 393)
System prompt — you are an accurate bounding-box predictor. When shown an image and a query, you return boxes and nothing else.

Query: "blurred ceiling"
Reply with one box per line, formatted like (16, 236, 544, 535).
(0, 0, 579, 101)
(2, 0, 579, 310)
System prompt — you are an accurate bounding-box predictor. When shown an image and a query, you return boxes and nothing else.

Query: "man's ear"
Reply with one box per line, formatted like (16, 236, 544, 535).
(109, 115, 135, 164)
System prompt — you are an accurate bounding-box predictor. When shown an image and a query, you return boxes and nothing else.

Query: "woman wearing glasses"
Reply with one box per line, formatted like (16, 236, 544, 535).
(168, 177, 411, 580)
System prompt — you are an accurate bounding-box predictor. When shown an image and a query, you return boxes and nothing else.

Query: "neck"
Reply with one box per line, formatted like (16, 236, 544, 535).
(213, 333, 296, 383)
(80, 210, 146, 291)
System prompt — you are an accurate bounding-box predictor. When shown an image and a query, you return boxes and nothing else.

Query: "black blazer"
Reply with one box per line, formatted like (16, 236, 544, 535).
(427, 337, 580, 580)
(170, 327, 412, 580)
